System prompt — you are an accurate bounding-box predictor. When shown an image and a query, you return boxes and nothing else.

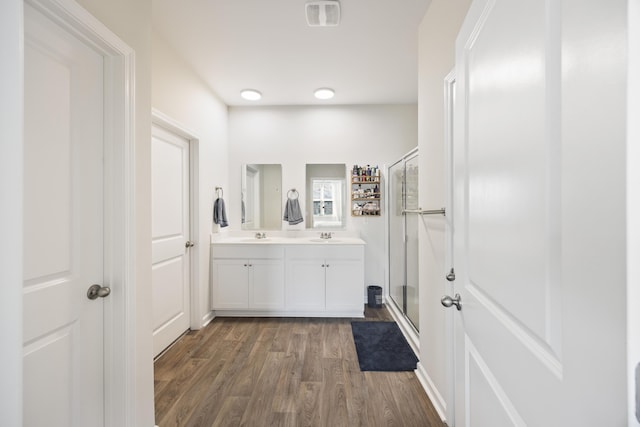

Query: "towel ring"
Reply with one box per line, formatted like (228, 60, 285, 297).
(215, 186, 223, 198)
(287, 188, 299, 199)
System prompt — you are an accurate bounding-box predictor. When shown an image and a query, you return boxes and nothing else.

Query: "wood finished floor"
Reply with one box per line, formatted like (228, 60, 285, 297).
(154, 306, 444, 427)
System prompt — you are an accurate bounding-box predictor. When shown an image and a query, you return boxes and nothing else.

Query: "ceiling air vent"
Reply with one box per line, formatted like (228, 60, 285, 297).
(306, 1, 340, 27)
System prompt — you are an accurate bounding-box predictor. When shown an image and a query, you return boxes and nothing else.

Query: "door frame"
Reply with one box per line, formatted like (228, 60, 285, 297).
(0, 0, 25, 424)
(18, 0, 136, 424)
(152, 109, 201, 330)
(442, 68, 456, 425)
(385, 147, 420, 354)
(628, 0, 640, 423)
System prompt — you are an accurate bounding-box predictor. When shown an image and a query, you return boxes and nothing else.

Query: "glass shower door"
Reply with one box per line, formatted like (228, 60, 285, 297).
(388, 161, 406, 316)
(404, 155, 420, 329)
(388, 153, 420, 331)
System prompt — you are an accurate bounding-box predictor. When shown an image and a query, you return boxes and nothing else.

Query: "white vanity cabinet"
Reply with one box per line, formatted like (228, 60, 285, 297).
(211, 239, 365, 317)
(285, 245, 364, 316)
(211, 245, 285, 311)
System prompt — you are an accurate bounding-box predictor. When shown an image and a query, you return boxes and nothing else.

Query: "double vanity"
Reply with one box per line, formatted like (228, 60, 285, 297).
(210, 234, 366, 318)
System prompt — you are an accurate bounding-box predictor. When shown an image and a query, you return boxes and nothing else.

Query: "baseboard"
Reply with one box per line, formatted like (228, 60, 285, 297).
(210, 309, 365, 318)
(415, 362, 448, 423)
(201, 310, 215, 328)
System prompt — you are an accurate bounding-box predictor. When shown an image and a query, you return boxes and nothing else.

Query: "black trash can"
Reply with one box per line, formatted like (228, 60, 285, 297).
(367, 285, 382, 308)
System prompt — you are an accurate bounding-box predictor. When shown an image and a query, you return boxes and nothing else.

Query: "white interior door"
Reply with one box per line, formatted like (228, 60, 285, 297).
(152, 124, 191, 357)
(452, 0, 627, 425)
(23, 3, 105, 425)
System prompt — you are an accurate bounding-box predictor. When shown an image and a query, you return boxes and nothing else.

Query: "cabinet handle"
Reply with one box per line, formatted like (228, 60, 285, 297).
(321, 264, 325, 267)
(326, 264, 330, 267)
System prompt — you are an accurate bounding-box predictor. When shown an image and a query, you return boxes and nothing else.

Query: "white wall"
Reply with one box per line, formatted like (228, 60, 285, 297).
(416, 0, 471, 421)
(0, 0, 23, 425)
(228, 105, 417, 291)
(152, 31, 229, 328)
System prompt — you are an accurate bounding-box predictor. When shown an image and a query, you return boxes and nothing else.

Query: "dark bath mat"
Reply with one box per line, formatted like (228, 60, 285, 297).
(351, 321, 418, 372)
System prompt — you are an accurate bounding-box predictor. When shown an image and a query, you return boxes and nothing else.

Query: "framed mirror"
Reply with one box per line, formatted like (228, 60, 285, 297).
(241, 164, 282, 230)
(305, 164, 346, 229)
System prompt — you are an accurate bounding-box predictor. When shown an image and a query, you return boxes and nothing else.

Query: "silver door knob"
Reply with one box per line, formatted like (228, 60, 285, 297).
(441, 293, 462, 310)
(87, 284, 111, 300)
(185, 240, 195, 248)
(446, 268, 456, 282)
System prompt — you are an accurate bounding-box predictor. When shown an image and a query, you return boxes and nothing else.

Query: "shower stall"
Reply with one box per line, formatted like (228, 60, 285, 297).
(388, 149, 420, 331)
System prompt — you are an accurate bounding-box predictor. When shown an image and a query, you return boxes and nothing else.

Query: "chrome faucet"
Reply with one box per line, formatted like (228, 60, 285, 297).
(320, 232, 333, 239)
(255, 232, 266, 239)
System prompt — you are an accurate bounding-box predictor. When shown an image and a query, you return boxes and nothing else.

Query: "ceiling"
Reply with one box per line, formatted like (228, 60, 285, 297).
(152, 0, 431, 106)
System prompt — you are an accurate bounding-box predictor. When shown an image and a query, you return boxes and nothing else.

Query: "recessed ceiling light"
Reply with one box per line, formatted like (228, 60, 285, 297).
(240, 89, 262, 101)
(314, 88, 335, 100)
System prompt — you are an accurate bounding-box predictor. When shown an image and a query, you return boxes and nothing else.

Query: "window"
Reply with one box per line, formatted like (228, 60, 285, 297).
(312, 179, 342, 227)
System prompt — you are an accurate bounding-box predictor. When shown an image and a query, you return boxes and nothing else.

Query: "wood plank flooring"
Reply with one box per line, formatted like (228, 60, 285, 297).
(154, 306, 445, 427)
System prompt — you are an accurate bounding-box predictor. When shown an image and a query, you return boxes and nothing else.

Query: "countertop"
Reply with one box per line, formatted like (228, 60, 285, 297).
(211, 236, 366, 245)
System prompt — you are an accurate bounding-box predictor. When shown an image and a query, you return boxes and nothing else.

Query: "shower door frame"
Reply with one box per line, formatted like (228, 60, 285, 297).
(387, 148, 420, 333)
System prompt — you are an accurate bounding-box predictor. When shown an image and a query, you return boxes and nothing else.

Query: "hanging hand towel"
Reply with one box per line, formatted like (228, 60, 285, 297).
(283, 198, 303, 225)
(213, 197, 229, 227)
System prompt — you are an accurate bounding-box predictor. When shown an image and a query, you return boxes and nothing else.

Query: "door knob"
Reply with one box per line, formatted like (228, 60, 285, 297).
(87, 284, 111, 300)
(185, 240, 195, 248)
(441, 293, 462, 310)
(446, 268, 456, 282)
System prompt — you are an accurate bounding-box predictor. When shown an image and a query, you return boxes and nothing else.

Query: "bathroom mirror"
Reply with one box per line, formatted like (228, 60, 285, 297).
(305, 164, 346, 229)
(241, 164, 282, 230)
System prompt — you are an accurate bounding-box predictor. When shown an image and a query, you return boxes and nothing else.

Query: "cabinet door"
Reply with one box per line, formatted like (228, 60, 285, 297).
(249, 259, 285, 310)
(286, 259, 326, 311)
(325, 258, 364, 312)
(211, 259, 249, 309)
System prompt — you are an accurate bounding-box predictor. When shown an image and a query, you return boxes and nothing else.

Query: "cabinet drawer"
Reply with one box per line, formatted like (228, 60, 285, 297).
(212, 244, 285, 259)
(285, 245, 363, 261)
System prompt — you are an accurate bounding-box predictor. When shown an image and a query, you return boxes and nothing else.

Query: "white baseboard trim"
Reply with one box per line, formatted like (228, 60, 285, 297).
(200, 310, 215, 328)
(210, 309, 365, 318)
(415, 361, 448, 423)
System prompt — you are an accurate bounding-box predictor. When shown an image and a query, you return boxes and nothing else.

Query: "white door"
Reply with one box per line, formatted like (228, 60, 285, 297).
(23, 3, 105, 426)
(151, 124, 192, 357)
(452, 0, 627, 425)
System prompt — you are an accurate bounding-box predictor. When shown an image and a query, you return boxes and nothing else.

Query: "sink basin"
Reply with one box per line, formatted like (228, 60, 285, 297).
(309, 238, 341, 243)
